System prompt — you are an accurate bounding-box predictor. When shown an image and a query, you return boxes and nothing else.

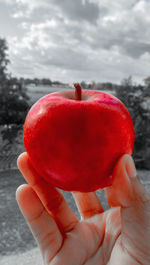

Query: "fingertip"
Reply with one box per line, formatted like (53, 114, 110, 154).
(17, 152, 35, 184)
(16, 184, 44, 220)
(17, 152, 28, 170)
(16, 184, 35, 214)
(112, 154, 136, 185)
(113, 154, 131, 175)
(16, 184, 32, 203)
(124, 155, 137, 179)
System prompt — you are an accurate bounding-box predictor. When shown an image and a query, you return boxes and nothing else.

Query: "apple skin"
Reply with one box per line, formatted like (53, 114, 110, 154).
(23, 89, 135, 192)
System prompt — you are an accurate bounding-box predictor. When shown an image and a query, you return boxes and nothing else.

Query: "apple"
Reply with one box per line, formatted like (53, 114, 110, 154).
(23, 83, 134, 192)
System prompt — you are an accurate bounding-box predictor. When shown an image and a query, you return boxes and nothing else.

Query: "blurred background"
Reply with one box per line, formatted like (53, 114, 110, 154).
(0, 0, 150, 264)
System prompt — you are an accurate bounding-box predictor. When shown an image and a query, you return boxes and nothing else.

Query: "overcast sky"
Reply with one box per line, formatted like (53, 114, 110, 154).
(0, 0, 150, 84)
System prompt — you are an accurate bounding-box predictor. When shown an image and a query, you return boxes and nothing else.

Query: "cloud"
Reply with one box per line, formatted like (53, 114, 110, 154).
(1, 0, 150, 84)
(51, 0, 100, 23)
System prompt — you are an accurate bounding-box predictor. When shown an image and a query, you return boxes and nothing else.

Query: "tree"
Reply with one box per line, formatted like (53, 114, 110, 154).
(0, 37, 30, 125)
(0, 38, 9, 84)
(121, 75, 133, 88)
(144, 76, 150, 87)
(116, 78, 150, 169)
(80, 81, 88, 89)
(143, 76, 150, 96)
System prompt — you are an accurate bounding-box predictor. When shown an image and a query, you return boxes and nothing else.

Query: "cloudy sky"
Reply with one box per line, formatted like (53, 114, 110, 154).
(0, 0, 150, 84)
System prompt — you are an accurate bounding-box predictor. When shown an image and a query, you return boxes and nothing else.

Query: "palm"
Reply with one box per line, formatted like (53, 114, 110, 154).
(54, 205, 148, 265)
(51, 207, 121, 265)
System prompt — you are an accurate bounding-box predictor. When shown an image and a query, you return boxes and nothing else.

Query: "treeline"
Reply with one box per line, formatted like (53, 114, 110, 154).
(80, 80, 119, 91)
(12, 77, 67, 87)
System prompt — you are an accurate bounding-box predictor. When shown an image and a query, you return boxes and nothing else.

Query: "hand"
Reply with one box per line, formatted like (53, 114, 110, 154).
(16, 153, 150, 265)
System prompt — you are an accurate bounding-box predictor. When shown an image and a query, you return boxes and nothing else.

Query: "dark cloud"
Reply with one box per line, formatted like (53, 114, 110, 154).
(122, 41, 150, 58)
(52, 0, 101, 23)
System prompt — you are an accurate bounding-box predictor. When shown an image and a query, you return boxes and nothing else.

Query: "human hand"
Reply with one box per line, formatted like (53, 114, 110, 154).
(16, 153, 150, 265)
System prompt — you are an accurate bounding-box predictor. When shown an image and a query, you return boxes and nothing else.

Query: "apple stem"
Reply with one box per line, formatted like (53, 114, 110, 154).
(74, 83, 82, 101)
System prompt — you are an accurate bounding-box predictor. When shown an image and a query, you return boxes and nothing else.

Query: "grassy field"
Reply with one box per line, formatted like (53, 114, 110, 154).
(0, 167, 150, 257)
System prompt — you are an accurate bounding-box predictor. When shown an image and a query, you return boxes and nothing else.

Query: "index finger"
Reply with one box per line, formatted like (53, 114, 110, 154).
(17, 152, 79, 234)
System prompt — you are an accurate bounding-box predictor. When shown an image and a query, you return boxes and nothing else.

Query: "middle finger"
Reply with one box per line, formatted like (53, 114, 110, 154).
(72, 191, 104, 219)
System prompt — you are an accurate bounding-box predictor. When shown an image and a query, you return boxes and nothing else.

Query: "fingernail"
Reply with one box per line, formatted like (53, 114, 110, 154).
(125, 155, 137, 179)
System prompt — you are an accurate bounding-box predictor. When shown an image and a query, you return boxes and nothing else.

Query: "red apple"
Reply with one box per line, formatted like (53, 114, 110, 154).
(23, 84, 134, 192)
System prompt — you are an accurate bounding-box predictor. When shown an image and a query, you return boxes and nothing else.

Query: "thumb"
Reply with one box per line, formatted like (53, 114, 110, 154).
(106, 154, 150, 208)
(105, 154, 150, 261)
